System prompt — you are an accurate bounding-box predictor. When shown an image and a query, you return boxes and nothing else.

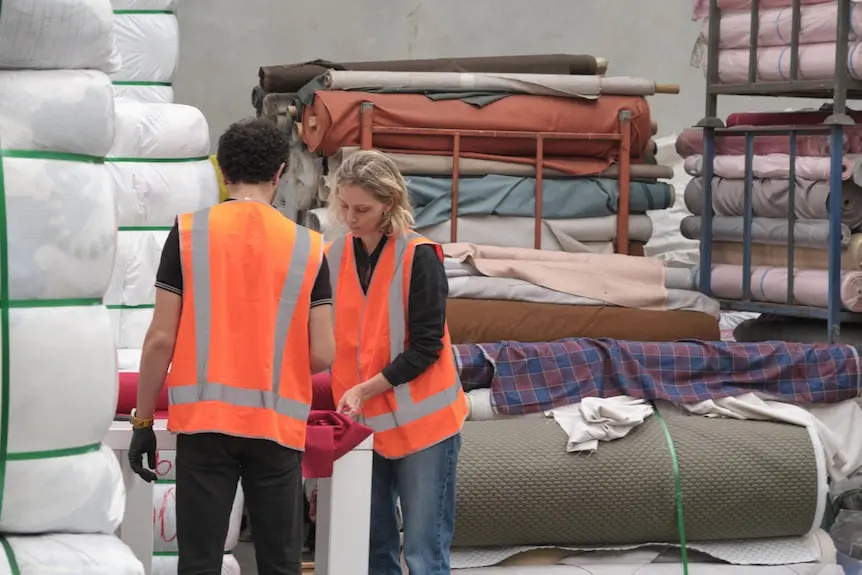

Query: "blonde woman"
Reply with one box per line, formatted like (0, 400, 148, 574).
(325, 150, 468, 574)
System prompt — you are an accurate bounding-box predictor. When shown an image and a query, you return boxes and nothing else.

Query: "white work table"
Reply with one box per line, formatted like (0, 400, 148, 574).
(105, 420, 373, 575)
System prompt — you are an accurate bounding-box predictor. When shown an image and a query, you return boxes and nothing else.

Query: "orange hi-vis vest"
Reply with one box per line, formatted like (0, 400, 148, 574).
(167, 201, 324, 451)
(326, 232, 468, 459)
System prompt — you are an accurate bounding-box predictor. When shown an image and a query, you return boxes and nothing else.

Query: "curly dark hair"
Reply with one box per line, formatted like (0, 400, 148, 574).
(215, 118, 290, 184)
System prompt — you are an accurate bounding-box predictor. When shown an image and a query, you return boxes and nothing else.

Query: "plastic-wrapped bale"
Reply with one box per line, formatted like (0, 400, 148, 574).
(0, 70, 124, 533)
(110, 0, 178, 102)
(152, 480, 244, 553)
(0, 534, 143, 574)
(106, 98, 217, 350)
(152, 554, 240, 575)
(0, 0, 118, 72)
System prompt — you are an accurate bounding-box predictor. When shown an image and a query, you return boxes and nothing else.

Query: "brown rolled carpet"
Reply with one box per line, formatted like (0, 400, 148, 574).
(446, 299, 720, 343)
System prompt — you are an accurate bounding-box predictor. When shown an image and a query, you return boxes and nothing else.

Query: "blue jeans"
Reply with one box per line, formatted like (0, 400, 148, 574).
(369, 434, 461, 575)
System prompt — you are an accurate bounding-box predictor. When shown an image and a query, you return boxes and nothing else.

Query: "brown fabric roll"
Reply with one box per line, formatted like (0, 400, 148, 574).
(446, 299, 720, 343)
(259, 54, 606, 93)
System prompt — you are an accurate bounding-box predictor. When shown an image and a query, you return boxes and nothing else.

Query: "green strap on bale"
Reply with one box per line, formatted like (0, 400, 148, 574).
(112, 81, 172, 87)
(0, 537, 19, 575)
(652, 403, 689, 574)
(113, 9, 174, 15)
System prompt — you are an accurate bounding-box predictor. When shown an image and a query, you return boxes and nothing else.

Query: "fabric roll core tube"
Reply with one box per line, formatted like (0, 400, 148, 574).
(354, 102, 637, 253)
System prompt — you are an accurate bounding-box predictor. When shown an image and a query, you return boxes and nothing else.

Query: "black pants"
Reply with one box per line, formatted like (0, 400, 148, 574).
(175, 432, 304, 575)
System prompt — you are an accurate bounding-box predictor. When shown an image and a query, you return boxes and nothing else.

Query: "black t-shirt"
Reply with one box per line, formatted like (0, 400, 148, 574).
(154, 217, 332, 307)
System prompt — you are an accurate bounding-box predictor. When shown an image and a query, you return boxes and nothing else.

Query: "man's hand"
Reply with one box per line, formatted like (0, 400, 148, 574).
(128, 427, 158, 482)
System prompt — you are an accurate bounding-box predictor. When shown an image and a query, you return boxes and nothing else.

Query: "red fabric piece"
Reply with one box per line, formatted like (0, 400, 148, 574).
(303, 411, 372, 479)
(311, 372, 336, 411)
(116, 371, 169, 415)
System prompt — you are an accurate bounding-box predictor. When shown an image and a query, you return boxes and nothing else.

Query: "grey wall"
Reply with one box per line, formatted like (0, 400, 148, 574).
(173, 0, 824, 149)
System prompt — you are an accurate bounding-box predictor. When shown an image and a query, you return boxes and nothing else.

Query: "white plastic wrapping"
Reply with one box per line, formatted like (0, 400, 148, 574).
(113, 83, 175, 104)
(152, 553, 240, 575)
(111, 13, 179, 85)
(1, 444, 124, 533)
(0, 70, 115, 157)
(0, 70, 118, 300)
(0, 0, 119, 72)
(111, 308, 154, 349)
(111, 0, 175, 8)
(106, 230, 168, 307)
(5, 158, 117, 300)
(111, 100, 211, 159)
(0, 307, 124, 533)
(153, 481, 244, 553)
(0, 534, 143, 575)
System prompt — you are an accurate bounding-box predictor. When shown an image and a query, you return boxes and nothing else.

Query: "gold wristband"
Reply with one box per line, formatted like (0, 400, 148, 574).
(130, 409, 154, 429)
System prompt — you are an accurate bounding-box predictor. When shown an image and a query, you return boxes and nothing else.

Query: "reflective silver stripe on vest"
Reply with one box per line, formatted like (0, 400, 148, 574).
(169, 208, 313, 422)
(326, 236, 346, 322)
(331, 232, 462, 433)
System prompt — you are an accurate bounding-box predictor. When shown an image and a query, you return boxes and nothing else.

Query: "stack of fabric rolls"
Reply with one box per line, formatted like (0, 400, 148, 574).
(677, 108, 862, 312)
(449, 336, 862, 574)
(693, 0, 862, 84)
(260, 56, 720, 342)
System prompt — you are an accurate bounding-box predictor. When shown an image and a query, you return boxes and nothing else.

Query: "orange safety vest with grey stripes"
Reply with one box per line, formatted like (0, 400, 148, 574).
(326, 232, 467, 459)
(166, 201, 324, 451)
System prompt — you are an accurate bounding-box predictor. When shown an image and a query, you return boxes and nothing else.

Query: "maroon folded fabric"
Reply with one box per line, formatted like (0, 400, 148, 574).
(675, 127, 841, 158)
(303, 411, 372, 479)
(311, 372, 336, 411)
(116, 371, 169, 415)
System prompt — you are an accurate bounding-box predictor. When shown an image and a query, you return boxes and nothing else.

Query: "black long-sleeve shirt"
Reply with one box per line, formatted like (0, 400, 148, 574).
(353, 236, 448, 386)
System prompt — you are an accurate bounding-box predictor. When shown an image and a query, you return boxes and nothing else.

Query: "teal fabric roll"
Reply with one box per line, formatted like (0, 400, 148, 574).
(408, 175, 674, 228)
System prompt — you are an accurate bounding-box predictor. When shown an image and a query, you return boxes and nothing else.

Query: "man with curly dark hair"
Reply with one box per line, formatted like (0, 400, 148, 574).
(128, 118, 334, 575)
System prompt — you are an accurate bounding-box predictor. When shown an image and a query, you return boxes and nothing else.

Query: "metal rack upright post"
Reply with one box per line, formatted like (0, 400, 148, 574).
(698, 0, 862, 342)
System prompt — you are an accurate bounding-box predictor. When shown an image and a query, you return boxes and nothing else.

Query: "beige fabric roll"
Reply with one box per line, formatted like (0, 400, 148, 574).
(323, 70, 660, 98)
(681, 216, 851, 249)
(711, 238, 862, 270)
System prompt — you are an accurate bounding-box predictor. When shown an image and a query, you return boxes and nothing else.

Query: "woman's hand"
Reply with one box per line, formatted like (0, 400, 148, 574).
(337, 374, 393, 417)
(337, 386, 365, 417)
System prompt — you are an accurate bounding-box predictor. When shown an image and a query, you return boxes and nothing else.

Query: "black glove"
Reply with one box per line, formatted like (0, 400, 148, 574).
(128, 426, 158, 482)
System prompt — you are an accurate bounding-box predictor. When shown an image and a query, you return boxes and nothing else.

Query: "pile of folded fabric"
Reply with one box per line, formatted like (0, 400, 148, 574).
(676, 106, 862, 312)
(449, 335, 862, 573)
(693, 0, 862, 84)
(442, 243, 720, 343)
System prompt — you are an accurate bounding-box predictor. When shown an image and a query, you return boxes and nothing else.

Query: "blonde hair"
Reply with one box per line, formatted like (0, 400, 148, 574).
(328, 149, 415, 236)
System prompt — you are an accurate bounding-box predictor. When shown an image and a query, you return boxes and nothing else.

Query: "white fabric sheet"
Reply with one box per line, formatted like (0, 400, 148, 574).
(0, 0, 118, 72)
(447, 275, 719, 317)
(111, 13, 179, 86)
(547, 397, 654, 452)
(111, 307, 153, 349)
(113, 83, 175, 103)
(0, 534, 143, 574)
(451, 528, 837, 569)
(111, 0, 175, 8)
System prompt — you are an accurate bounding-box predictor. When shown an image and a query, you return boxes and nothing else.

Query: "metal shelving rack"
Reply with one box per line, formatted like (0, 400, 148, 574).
(698, 0, 862, 342)
(357, 102, 637, 253)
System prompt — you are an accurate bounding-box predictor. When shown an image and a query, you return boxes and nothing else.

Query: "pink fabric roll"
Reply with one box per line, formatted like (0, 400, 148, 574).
(702, 3, 862, 49)
(709, 264, 862, 311)
(692, 0, 833, 21)
(684, 153, 856, 180)
(714, 42, 862, 84)
(675, 127, 841, 158)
